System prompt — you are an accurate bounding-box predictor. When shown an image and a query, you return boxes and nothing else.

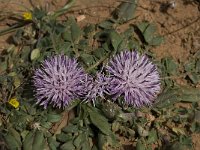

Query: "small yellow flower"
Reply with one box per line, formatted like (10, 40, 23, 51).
(23, 12, 32, 20)
(8, 98, 19, 108)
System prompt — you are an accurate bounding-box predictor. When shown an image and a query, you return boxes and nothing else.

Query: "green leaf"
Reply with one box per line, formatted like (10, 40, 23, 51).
(71, 20, 82, 42)
(179, 135, 193, 148)
(196, 59, 200, 73)
(93, 48, 107, 59)
(32, 130, 45, 150)
(127, 128, 135, 137)
(149, 36, 164, 46)
(57, 42, 72, 55)
(62, 17, 82, 43)
(155, 88, 181, 109)
(4, 133, 21, 150)
(102, 43, 110, 52)
(156, 86, 200, 108)
(0, 61, 7, 73)
(9, 128, 22, 147)
(80, 53, 96, 66)
(194, 110, 200, 123)
(147, 129, 157, 144)
(73, 133, 85, 148)
(179, 86, 200, 102)
(101, 102, 121, 120)
(33, 8, 46, 19)
(92, 145, 98, 150)
(47, 137, 60, 150)
(98, 131, 117, 149)
(123, 27, 134, 38)
(187, 73, 200, 84)
(20, 130, 29, 141)
(137, 126, 149, 137)
(53, 0, 76, 18)
(128, 39, 140, 50)
(37, 37, 52, 49)
(40, 121, 52, 129)
(77, 39, 89, 50)
(99, 19, 115, 29)
(137, 22, 149, 33)
(164, 142, 185, 150)
(60, 140, 75, 150)
(46, 113, 61, 123)
(190, 122, 197, 132)
(143, 24, 156, 43)
(136, 22, 163, 45)
(136, 140, 146, 150)
(13, 77, 21, 88)
(184, 60, 195, 72)
(7, 44, 16, 53)
(30, 49, 40, 61)
(115, 0, 137, 23)
(109, 31, 123, 52)
(54, 23, 66, 34)
(20, 46, 31, 62)
(162, 57, 178, 75)
(97, 133, 107, 150)
(62, 124, 78, 133)
(23, 131, 34, 150)
(56, 133, 72, 143)
(88, 106, 111, 135)
(8, 72, 17, 77)
(12, 29, 23, 45)
(81, 137, 90, 150)
(84, 24, 95, 37)
(26, 105, 36, 115)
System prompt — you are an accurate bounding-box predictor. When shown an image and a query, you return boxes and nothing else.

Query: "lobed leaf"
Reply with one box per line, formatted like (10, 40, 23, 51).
(114, 0, 137, 23)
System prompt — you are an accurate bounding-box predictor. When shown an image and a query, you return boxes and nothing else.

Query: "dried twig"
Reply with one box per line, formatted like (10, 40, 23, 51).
(164, 16, 200, 36)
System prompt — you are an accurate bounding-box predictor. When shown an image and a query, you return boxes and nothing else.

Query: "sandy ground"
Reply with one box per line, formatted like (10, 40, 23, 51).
(0, 0, 200, 149)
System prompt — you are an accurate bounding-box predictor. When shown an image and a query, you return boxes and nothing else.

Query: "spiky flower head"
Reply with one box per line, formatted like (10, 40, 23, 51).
(106, 50, 161, 107)
(33, 55, 86, 109)
(79, 73, 108, 104)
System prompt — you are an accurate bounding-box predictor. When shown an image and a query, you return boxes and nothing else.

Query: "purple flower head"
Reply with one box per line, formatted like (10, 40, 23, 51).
(80, 73, 109, 104)
(106, 50, 161, 107)
(33, 55, 86, 109)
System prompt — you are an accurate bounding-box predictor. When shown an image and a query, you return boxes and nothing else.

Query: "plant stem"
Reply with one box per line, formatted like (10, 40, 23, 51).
(86, 54, 109, 72)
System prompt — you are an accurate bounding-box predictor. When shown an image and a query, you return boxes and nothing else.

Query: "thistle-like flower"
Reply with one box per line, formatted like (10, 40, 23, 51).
(106, 50, 161, 107)
(33, 55, 86, 108)
(80, 73, 108, 104)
